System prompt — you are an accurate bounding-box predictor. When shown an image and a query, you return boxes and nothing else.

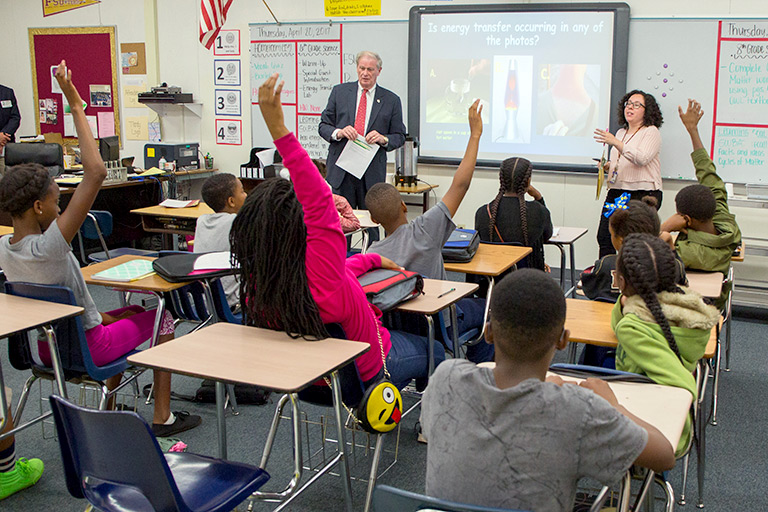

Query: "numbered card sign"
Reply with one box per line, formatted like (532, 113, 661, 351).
(215, 119, 242, 145)
(213, 29, 240, 56)
(215, 89, 241, 116)
(214, 59, 241, 86)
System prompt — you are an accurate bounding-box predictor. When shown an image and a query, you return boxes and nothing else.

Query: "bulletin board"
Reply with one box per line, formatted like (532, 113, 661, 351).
(29, 26, 121, 144)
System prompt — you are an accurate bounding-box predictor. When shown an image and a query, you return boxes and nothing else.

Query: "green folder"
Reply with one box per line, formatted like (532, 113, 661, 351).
(92, 259, 156, 282)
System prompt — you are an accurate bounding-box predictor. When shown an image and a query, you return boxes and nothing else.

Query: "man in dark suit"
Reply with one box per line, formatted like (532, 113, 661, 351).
(319, 51, 406, 213)
(0, 85, 21, 176)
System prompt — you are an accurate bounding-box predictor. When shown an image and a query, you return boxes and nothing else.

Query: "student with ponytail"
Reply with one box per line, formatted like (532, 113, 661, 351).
(474, 157, 553, 271)
(232, 73, 441, 390)
(613, 233, 719, 454)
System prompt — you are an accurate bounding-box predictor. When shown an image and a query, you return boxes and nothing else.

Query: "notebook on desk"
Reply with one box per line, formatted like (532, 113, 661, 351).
(91, 259, 156, 282)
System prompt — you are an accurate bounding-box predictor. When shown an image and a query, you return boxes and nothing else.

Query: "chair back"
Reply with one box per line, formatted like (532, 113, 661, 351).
(80, 211, 114, 240)
(297, 323, 366, 408)
(209, 277, 242, 324)
(4, 282, 129, 382)
(372, 484, 527, 512)
(5, 142, 64, 177)
(49, 395, 185, 511)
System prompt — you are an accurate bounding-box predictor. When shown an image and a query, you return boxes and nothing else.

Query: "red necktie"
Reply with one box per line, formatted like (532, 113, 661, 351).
(354, 89, 368, 135)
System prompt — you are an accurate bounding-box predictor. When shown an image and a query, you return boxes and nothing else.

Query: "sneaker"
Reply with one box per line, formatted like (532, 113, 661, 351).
(152, 411, 202, 437)
(414, 421, 427, 444)
(0, 458, 44, 500)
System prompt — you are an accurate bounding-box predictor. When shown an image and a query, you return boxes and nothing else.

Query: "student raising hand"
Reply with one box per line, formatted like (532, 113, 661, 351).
(258, 73, 290, 140)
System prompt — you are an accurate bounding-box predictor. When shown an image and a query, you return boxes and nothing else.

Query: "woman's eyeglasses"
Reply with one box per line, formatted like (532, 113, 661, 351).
(624, 100, 645, 110)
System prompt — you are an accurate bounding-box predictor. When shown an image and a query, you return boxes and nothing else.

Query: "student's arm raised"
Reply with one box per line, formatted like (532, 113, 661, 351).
(55, 61, 107, 243)
(679, 99, 705, 152)
(580, 378, 676, 473)
(441, 100, 483, 217)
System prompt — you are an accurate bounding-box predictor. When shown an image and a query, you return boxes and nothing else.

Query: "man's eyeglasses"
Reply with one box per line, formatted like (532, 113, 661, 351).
(624, 100, 645, 110)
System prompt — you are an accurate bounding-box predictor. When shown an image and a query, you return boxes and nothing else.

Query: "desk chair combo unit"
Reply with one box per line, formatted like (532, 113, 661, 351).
(545, 226, 589, 297)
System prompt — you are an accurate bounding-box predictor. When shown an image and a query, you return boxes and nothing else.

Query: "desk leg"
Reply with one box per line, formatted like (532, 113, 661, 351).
(215, 381, 228, 459)
(0, 362, 8, 435)
(426, 315, 435, 376)
(331, 371, 354, 512)
(569, 243, 577, 298)
(616, 471, 633, 512)
(361, 230, 369, 254)
(42, 325, 68, 399)
(449, 304, 461, 358)
(554, 243, 566, 292)
(422, 191, 428, 213)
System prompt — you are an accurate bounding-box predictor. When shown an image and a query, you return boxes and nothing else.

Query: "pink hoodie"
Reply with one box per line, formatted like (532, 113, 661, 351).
(275, 133, 390, 381)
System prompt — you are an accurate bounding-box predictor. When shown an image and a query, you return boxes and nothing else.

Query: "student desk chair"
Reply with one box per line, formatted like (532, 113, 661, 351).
(128, 322, 369, 512)
(444, 243, 532, 343)
(0, 293, 83, 441)
(350, 209, 379, 254)
(393, 279, 479, 379)
(545, 226, 588, 297)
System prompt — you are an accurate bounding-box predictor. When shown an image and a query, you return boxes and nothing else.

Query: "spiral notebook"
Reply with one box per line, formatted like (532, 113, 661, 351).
(91, 259, 156, 282)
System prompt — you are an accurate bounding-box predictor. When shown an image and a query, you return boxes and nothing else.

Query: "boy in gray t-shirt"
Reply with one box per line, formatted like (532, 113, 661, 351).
(194, 173, 247, 309)
(421, 269, 676, 512)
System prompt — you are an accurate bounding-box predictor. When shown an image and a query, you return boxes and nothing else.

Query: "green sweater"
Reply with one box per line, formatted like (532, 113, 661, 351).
(675, 148, 741, 277)
(612, 289, 719, 455)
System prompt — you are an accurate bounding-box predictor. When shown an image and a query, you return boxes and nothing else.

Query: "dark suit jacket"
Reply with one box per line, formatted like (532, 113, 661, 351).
(0, 85, 21, 143)
(318, 81, 406, 190)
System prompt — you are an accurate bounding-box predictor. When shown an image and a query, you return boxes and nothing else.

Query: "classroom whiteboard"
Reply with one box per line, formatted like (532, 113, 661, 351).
(249, 18, 768, 183)
(249, 22, 408, 159)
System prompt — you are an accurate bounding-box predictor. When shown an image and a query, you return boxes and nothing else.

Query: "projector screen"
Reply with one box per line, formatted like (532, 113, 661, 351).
(408, 3, 630, 171)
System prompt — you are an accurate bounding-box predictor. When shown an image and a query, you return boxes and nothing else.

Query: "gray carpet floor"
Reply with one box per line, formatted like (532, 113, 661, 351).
(2, 282, 767, 511)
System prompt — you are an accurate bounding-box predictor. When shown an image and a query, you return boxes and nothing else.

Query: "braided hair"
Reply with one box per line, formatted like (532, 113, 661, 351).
(489, 157, 532, 245)
(0, 164, 52, 217)
(617, 233, 685, 361)
(229, 177, 328, 340)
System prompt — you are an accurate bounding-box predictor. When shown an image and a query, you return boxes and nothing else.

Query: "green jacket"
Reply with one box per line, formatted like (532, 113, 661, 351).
(675, 148, 741, 277)
(612, 288, 719, 455)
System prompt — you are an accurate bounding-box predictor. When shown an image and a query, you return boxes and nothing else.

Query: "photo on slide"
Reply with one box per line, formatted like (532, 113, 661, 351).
(536, 64, 600, 137)
(424, 58, 491, 124)
(491, 55, 533, 144)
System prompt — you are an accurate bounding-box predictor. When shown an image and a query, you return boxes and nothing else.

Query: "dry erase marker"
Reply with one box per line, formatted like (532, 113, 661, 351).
(437, 288, 456, 298)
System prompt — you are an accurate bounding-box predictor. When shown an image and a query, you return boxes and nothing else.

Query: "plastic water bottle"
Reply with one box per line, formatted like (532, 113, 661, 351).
(158, 156, 167, 171)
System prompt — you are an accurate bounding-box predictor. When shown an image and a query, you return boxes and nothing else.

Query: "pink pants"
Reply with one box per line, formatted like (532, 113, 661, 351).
(39, 306, 174, 367)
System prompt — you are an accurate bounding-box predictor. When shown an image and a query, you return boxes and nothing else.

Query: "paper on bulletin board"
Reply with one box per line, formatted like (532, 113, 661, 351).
(86, 115, 98, 138)
(97, 111, 115, 138)
(63, 114, 76, 137)
(324, 0, 380, 17)
(126, 116, 149, 140)
(120, 42, 147, 75)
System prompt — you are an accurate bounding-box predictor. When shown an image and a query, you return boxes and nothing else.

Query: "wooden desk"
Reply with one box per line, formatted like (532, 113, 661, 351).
(443, 243, 531, 276)
(565, 298, 717, 359)
(128, 322, 369, 511)
(546, 226, 588, 297)
(0, 294, 83, 440)
(0, 225, 12, 236)
(686, 271, 724, 299)
(396, 183, 439, 213)
(395, 279, 479, 373)
(131, 202, 214, 236)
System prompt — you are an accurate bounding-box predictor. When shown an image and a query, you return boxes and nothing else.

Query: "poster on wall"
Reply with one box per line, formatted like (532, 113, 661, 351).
(214, 59, 241, 86)
(215, 89, 241, 116)
(213, 29, 240, 56)
(120, 42, 147, 74)
(215, 119, 242, 145)
(43, 0, 100, 17)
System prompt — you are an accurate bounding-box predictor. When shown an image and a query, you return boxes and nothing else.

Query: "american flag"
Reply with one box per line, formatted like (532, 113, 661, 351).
(199, 0, 234, 50)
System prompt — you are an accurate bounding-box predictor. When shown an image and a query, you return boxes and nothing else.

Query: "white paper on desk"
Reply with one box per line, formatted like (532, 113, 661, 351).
(256, 148, 275, 167)
(335, 136, 378, 180)
(159, 199, 200, 208)
(193, 251, 233, 271)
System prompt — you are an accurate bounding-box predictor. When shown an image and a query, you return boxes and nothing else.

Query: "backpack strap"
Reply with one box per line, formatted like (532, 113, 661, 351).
(486, 203, 505, 243)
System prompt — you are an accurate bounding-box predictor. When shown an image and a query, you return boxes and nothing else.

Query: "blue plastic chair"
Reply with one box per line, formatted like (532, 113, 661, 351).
(49, 395, 269, 512)
(5, 282, 144, 412)
(372, 484, 529, 512)
(78, 210, 158, 263)
(209, 277, 243, 325)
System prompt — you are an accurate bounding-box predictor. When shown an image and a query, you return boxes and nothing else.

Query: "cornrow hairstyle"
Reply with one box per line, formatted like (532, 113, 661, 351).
(609, 198, 661, 239)
(201, 173, 238, 212)
(229, 177, 328, 340)
(617, 233, 685, 362)
(675, 184, 716, 221)
(489, 157, 532, 245)
(0, 164, 53, 217)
